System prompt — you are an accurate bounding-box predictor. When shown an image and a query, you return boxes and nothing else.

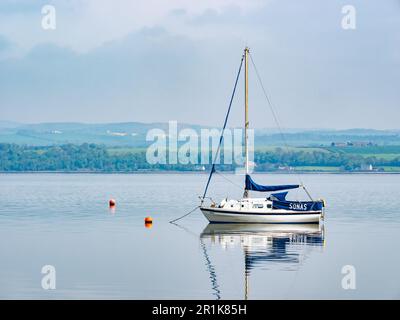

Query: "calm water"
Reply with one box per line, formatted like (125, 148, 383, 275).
(0, 173, 399, 299)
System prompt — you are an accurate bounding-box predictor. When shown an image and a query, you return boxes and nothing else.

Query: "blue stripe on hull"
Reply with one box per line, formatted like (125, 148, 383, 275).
(201, 208, 322, 216)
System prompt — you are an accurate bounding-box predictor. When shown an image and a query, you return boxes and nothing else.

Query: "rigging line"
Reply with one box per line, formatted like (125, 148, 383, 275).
(202, 54, 245, 201)
(170, 56, 244, 223)
(249, 53, 314, 200)
(249, 53, 290, 152)
(302, 185, 314, 201)
(215, 171, 244, 190)
(169, 205, 200, 224)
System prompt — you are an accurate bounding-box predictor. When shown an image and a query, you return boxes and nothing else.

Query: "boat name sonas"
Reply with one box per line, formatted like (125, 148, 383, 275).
(289, 203, 308, 210)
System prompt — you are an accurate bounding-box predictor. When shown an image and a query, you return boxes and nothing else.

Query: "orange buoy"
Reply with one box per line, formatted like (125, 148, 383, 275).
(145, 221, 153, 229)
(109, 199, 116, 207)
(144, 216, 153, 224)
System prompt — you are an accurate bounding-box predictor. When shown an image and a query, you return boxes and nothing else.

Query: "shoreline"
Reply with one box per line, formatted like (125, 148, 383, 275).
(0, 171, 399, 175)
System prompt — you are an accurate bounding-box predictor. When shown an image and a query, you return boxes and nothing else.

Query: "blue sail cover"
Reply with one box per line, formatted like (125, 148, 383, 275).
(270, 192, 288, 201)
(245, 175, 299, 192)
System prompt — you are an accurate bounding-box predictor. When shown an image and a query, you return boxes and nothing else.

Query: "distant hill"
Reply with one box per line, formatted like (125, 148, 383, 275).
(0, 122, 399, 147)
(0, 121, 21, 129)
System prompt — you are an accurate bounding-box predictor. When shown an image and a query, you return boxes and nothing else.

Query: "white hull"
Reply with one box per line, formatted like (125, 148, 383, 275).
(200, 207, 322, 224)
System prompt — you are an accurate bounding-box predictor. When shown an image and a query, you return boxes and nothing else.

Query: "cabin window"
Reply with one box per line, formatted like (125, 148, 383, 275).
(252, 204, 264, 209)
(267, 204, 272, 208)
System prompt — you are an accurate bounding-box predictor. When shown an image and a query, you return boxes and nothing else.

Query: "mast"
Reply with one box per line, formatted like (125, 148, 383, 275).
(244, 47, 250, 198)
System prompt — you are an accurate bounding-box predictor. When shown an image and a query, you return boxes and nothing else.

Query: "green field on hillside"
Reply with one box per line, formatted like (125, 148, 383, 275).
(358, 154, 400, 160)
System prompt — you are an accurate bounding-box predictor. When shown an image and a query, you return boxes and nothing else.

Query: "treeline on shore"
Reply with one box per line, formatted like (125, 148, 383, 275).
(1, 143, 400, 172)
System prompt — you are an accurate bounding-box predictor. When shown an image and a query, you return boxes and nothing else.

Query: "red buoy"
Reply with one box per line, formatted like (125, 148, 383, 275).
(109, 199, 116, 207)
(145, 216, 153, 229)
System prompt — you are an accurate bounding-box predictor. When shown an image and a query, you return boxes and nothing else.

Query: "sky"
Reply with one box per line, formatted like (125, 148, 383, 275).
(0, 0, 399, 129)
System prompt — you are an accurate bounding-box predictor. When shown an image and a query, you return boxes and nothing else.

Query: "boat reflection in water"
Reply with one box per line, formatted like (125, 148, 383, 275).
(200, 223, 325, 299)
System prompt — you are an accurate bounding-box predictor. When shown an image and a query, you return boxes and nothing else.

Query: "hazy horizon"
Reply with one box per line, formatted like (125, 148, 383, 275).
(1, 119, 400, 133)
(1, 0, 399, 130)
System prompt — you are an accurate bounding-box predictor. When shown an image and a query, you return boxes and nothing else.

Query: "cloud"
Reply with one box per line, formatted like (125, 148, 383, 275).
(0, 34, 21, 59)
(0, 0, 263, 53)
(0, 35, 12, 51)
(0, 27, 212, 123)
(0, 0, 42, 13)
(0, 0, 399, 129)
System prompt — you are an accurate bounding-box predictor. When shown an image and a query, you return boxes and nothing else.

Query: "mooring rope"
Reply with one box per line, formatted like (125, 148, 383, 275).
(169, 205, 200, 224)
(200, 237, 222, 300)
(171, 223, 221, 299)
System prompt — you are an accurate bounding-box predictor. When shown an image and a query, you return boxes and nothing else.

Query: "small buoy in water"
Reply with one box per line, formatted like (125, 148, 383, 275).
(109, 199, 116, 207)
(145, 221, 153, 229)
(144, 216, 153, 224)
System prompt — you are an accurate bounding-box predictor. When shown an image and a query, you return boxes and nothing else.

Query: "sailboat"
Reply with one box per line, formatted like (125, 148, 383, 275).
(200, 47, 325, 224)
